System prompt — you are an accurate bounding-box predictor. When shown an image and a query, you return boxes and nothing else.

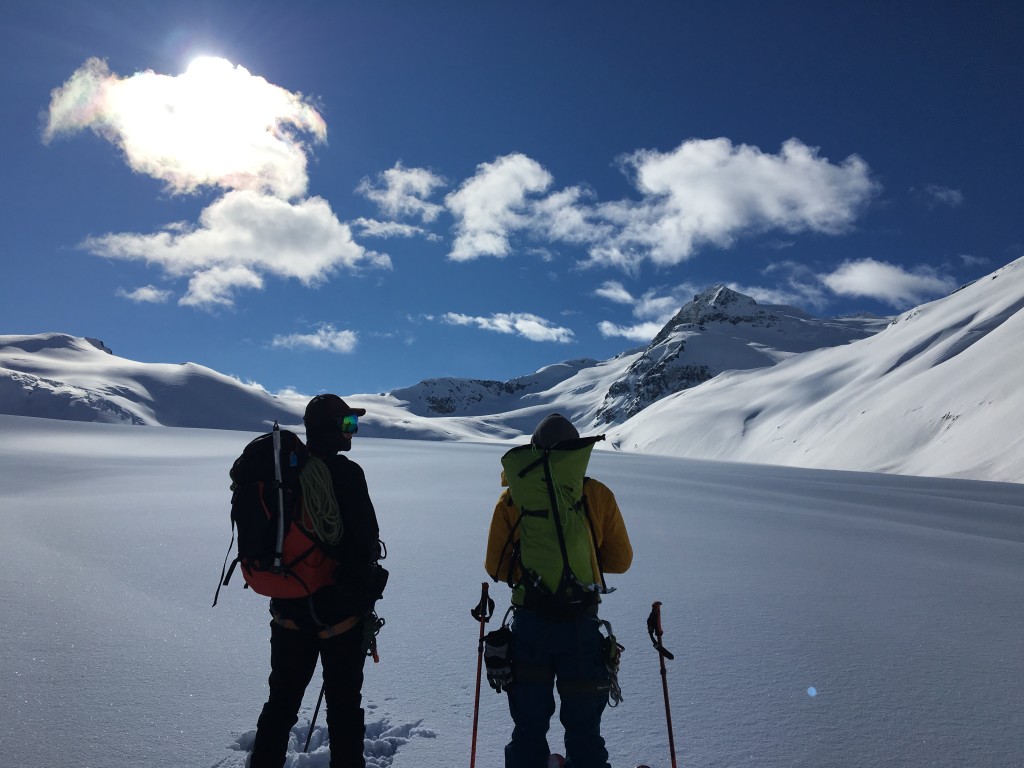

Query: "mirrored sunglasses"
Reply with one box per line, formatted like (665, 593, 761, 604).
(336, 414, 359, 434)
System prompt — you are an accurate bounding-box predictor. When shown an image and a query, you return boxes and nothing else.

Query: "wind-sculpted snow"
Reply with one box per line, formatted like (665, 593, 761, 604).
(0, 368, 147, 424)
(220, 714, 436, 767)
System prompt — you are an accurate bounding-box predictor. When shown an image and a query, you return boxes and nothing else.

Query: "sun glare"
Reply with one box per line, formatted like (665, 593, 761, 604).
(184, 54, 234, 80)
(98, 55, 327, 198)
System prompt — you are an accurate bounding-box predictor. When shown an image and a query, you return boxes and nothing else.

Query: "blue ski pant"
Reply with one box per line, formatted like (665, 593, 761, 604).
(505, 608, 611, 768)
(251, 619, 367, 768)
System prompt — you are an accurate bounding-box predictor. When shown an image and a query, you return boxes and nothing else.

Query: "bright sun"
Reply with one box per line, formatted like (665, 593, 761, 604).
(103, 55, 326, 197)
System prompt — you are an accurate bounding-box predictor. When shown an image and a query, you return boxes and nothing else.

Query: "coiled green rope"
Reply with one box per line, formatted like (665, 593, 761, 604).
(300, 456, 343, 545)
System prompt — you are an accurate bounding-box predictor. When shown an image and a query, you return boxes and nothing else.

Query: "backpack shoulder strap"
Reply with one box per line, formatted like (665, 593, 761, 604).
(493, 493, 526, 588)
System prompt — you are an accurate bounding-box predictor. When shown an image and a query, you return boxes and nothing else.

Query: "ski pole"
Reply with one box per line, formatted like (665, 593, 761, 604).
(469, 582, 494, 768)
(304, 682, 326, 753)
(647, 601, 678, 768)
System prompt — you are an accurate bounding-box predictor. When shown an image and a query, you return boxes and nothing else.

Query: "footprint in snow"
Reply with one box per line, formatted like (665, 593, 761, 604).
(220, 716, 435, 767)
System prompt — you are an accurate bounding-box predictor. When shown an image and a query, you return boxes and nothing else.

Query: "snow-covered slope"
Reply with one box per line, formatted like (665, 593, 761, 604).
(3, 416, 1021, 768)
(0, 333, 303, 431)
(608, 257, 1024, 482)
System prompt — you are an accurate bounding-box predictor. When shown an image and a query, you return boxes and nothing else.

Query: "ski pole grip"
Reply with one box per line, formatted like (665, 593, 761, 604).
(647, 601, 675, 660)
(471, 582, 494, 623)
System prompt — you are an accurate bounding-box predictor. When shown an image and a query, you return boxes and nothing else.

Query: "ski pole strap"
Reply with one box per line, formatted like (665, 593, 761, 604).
(471, 582, 494, 623)
(211, 527, 237, 607)
(647, 601, 675, 660)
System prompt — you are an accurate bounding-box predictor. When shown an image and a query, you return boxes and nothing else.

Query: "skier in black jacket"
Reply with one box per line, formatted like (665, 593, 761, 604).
(250, 394, 384, 768)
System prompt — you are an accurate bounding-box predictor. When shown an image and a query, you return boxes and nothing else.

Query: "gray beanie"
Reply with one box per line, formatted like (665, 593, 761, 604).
(531, 413, 580, 448)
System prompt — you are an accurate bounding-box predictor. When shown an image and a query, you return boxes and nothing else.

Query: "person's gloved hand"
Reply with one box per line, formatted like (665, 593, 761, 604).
(482, 626, 514, 693)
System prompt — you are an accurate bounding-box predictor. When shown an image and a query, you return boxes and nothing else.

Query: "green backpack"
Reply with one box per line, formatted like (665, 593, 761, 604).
(499, 434, 612, 618)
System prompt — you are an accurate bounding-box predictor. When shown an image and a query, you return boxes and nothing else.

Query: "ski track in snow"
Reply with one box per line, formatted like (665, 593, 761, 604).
(214, 711, 436, 768)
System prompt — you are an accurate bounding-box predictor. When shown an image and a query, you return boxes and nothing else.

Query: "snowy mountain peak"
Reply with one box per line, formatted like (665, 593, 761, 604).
(598, 286, 884, 423)
(689, 284, 758, 316)
(0, 332, 112, 357)
(657, 286, 767, 338)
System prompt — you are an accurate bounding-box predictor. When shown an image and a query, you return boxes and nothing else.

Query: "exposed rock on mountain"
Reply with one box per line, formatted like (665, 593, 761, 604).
(595, 285, 886, 422)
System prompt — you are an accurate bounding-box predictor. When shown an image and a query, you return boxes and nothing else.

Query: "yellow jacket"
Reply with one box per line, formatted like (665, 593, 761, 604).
(485, 474, 633, 588)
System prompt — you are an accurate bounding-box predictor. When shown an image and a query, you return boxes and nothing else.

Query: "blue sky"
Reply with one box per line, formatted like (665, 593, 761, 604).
(2, 1, 1021, 397)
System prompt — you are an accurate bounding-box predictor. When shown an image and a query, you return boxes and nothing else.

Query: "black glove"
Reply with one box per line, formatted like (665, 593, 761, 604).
(366, 563, 389, 602)
(482, 626, 514, 693)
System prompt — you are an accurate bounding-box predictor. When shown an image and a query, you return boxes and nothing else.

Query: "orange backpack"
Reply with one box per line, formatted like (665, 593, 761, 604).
(213, 423, 337, 604)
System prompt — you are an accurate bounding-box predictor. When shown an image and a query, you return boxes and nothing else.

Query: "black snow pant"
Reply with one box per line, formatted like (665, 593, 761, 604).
(250, 619, 367, 768)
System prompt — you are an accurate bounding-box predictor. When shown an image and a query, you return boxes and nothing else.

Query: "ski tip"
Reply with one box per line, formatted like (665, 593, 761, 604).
(547, 755, 565, 768)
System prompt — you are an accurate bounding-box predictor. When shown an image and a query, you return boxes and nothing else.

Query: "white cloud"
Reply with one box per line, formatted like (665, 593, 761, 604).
(352, 217, 441, 241)
(527, 247, 557, 263)
(83, 190, 390, 309)
(959, 253, 989, 268)
(438, 139, 876, 271)
(445, 154, 553, 261)
(115, 285, 171, 303)
(594, 281, 635, 305)
(922, 184, 965, 208)
(587, 138, 878, 268)
(356, 163, 446, 222)
(633, 287, 690, 321)
(442, 311, 574, 343)
(271, 323, 358, 354)
(821, 258, 958, 307)
(733, 261, 831, 311)
(726, 282, 821, 309)
(44, 56, 326, 199)
(179, 266, 263, 308)
(531, 186, 613, 245)
(597, 320, 666, 342)
(45, 56, 394, 311)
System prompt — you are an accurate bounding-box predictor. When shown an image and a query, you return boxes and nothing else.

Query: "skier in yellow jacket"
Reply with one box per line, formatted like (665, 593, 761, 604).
(485, 413, 633, 768)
